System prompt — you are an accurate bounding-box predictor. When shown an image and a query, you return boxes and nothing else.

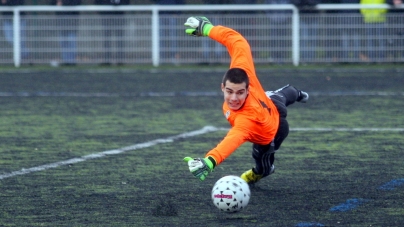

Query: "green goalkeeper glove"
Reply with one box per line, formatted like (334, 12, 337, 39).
(184, 16, 214, 37)
(184, 157, 214, 181)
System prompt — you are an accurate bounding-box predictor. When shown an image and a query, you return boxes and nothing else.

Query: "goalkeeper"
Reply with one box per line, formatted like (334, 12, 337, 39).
(183, 17, 309, 184)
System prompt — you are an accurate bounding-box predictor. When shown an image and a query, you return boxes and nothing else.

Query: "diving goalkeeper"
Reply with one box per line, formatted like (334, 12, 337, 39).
(183, 17, 309, 184)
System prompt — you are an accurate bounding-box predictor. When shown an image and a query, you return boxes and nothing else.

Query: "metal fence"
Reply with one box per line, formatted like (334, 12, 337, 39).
(0, 5, 403, 67)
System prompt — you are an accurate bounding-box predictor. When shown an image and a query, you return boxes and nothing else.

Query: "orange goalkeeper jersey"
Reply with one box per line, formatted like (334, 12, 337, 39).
(205, 26, 280, 166)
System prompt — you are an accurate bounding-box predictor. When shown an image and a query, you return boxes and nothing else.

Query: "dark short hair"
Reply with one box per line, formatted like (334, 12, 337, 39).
(222, 68, 249, 88)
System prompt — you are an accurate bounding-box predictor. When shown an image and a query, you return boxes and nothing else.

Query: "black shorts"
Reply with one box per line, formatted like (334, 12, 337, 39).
(269, 95, 289, 151)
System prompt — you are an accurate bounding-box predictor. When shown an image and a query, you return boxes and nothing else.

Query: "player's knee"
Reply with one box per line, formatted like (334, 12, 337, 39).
(279, 85, 299, 105)
(252, 142, 274, 159)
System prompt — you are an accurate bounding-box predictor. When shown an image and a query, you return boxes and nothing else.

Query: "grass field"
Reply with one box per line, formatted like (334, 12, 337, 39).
(0, 66, 403, 227)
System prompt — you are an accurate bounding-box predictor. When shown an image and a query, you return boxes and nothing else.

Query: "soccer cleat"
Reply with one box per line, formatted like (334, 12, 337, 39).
(297, 91, 309, 103)
(241, 165, 275, 184)
(241, 169, 263, 184)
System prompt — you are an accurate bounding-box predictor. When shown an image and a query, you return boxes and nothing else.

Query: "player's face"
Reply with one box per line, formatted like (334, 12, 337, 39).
(221, 81, 249, 110)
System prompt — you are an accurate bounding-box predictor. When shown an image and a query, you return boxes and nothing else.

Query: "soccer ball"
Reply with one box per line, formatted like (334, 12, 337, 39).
(211, 175, 251, 212)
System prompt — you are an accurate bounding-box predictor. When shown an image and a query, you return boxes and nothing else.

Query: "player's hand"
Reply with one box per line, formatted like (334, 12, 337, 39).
(184, 16, 214, 37)
(183, 157, 214, 181)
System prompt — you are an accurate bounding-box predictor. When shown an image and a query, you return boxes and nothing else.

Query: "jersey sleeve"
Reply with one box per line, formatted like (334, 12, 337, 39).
(209, 25, 266, 94)
(205, 123, 250, 165)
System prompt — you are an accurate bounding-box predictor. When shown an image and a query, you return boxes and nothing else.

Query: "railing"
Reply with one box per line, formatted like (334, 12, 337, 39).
(0, 4, 403, 67)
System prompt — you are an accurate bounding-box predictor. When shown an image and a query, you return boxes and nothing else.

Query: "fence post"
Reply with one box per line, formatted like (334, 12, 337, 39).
(152, 6, 160, 67)
(292, 6, 299, 66)
(13, 9, 21, 67)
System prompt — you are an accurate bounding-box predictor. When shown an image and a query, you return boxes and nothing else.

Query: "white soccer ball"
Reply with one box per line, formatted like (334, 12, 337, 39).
(211, 175, 251, 212)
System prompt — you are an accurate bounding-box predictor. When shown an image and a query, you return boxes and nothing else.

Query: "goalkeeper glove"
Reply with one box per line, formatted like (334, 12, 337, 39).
(183, 157, 214, 181)
(184, 16, 214, 37)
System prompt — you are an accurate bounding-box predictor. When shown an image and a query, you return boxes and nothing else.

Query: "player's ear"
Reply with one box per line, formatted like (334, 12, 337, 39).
(221, 83, 224, 91)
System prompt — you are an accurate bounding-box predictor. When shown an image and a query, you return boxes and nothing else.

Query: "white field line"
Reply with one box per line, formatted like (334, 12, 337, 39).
(291, 128, 404, 132)
(0, 91, 403, 97)
(0, 126, 219, 180)
(0, 126, 403, 180)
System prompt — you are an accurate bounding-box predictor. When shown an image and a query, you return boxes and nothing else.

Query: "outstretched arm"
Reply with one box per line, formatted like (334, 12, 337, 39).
(184, 16, 263, 94)
(208, 26, 257, 86)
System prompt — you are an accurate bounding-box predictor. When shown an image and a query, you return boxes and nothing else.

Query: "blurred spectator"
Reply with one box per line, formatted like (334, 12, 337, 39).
(152, 0, 185, 65)
(322, 0, 361, 62)
(321, 0, 339, 62)
(387, 0, 404, 60)
(95, 0, 130, 65)
(200, 0, 228, 65)
(360, 0, 387, 61)
(265, 0, 293, 63)
(230, 0, 259, 16)
(231, 0, 258, 12)
(339, 0, 362, 62)
(231, 0, 256, 2)
(229, 0, 258, 53)
(1, 0, 30, 61)
(229, 0, 258, 29)
(51, 0, 81, 66)
(292, 0, 321, 62)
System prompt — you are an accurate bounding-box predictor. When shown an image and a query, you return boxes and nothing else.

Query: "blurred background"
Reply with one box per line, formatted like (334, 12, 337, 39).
(1, 0, 403, 66)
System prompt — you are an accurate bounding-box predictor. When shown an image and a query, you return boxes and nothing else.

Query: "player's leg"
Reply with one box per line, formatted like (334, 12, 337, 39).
(256, 97, 291, 168)
(241, 94, 291, 184)
(241, 142, 275, 184)
(266, 84, 309, 105)
(270, 93, 290, 152)
(252, 142, 276, 176)
(241, 125, 288, 185)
